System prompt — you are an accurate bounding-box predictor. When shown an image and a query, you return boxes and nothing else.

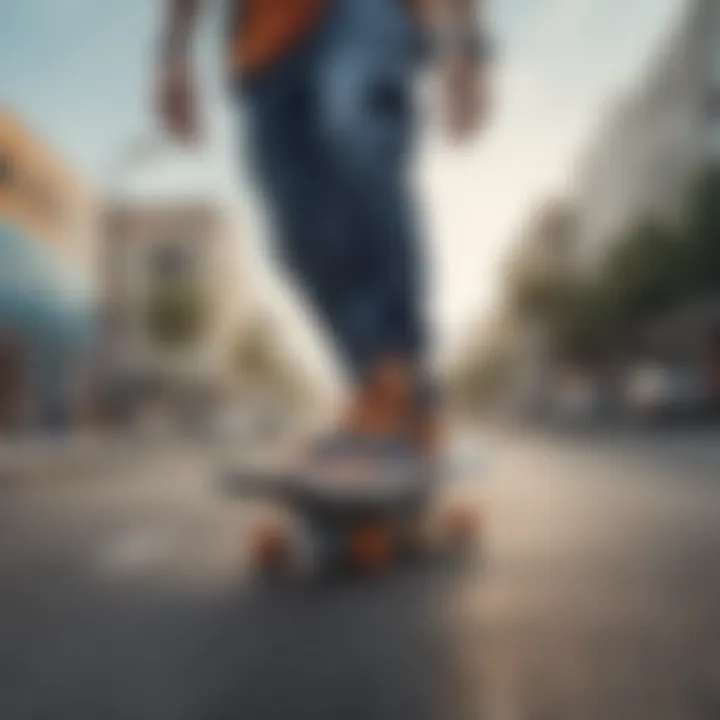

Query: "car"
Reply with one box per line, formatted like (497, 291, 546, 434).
(624, 363, 709, 424)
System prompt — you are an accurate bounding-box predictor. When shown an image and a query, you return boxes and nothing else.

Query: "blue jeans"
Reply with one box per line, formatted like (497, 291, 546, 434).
(239, 0, 426, 383)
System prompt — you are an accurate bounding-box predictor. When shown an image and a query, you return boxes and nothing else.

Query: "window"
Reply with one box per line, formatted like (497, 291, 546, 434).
(151, 242, 192, 282)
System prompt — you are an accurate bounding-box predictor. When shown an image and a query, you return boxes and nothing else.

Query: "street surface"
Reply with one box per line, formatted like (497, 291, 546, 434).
(1, 428, 720, 719)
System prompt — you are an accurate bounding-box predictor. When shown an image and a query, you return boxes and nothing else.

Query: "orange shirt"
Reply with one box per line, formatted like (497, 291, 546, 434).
(228, 0, 426, 78)
(228, 0, 328, 77)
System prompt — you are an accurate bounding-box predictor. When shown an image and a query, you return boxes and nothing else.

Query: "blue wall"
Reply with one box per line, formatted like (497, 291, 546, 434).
(0, 222, 95, 426)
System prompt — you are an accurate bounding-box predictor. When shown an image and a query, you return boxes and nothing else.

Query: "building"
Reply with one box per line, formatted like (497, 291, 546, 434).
(506, 201, 580, 417)
(0, 111, 97, 430)
(573, 0, 720, 265)
(100, 201, 250, 415)
(510, 201, 578, 282)
(567, 1, 720, 415)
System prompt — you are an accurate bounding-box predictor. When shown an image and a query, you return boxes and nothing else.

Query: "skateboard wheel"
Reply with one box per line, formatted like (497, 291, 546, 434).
(347, 522, 394, 573)
(250, 521, 288, 571)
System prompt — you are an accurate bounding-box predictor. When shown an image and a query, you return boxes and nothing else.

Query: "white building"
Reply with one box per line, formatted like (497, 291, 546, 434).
(573, 0, 720, 265)
(101, 201, 251, 388)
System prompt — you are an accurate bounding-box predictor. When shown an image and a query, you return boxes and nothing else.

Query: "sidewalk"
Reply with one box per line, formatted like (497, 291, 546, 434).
(0, 434, 183, 484)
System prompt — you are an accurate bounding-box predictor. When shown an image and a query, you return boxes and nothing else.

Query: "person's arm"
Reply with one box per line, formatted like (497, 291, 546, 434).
(435, 0, 492, 140)
(160, 0, 203, 61)
(156, 0, 205, 142)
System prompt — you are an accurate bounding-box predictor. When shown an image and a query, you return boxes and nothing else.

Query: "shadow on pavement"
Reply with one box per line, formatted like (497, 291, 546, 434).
(0, 544, 480, 720)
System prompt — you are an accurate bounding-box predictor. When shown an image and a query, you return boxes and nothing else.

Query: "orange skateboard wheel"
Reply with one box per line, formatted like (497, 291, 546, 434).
(348, 522, 394, 573)
(250, 521, 288, 570)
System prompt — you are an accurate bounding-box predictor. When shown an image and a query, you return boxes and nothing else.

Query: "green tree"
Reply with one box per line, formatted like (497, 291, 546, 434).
(551, 281, 615, 364)
(233, 318, 277, 385)
(233, 317, 315, 410)
(508, 263, 583, 325)
(449, 346, 514, 411)
(602, 220, 688, 330)
(145, 280, 206, 350)
(685, 166, 720, 288)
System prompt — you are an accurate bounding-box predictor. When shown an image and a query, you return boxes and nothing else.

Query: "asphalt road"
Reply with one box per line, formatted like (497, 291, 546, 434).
(1, 429, 719, 720)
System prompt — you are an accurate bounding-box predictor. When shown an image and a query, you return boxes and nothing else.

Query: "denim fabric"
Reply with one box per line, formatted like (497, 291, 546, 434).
(239, 0, 426, 381)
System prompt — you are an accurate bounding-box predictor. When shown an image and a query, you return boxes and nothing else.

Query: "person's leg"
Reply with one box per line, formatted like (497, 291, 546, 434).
(315, 0, 436, 450)
(240, 2, 438, 467)
(240, 35, 360, 372)
(239, 28, 413, 456)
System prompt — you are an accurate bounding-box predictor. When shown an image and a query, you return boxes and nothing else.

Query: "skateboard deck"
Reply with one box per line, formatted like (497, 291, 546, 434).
(220, 444, 483, 576)
(222, 459, 435, 513)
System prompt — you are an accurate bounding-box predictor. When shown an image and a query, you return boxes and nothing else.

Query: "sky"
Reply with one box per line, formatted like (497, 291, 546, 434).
(0, 0, 686, 363)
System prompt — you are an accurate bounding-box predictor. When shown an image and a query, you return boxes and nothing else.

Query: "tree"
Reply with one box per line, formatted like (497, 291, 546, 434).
(448, 345, 515, 411)
(233, 318, 276, 385)
(508, 258, 585, 326)
(602, 220, 688, 331)
(233, 316, 315, 410)
(492, 167, 720, 381)
(550, 282, 614, 365)
(145, 280, 206, 350)
(685, 166, 720, 288)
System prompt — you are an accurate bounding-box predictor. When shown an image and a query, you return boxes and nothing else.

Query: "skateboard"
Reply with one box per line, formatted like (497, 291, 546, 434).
(220, 446, 483, 577)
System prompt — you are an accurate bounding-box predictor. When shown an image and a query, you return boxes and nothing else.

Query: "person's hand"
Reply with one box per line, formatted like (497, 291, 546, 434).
(442, 53, 491, 141)
(156, 57, 202, 144)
